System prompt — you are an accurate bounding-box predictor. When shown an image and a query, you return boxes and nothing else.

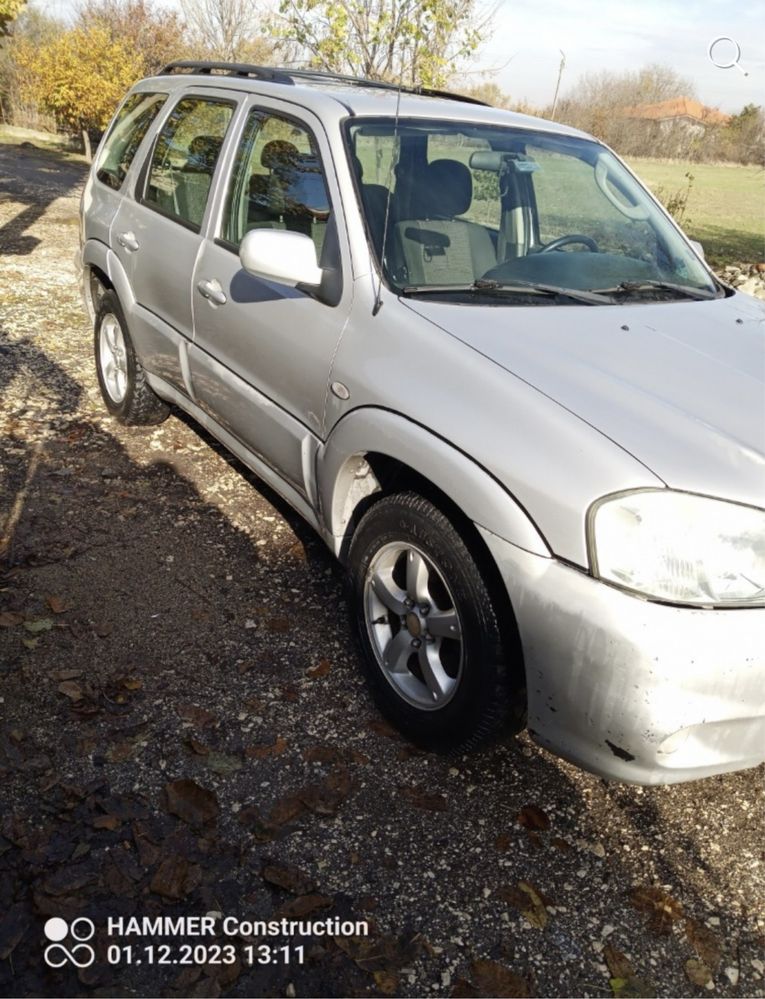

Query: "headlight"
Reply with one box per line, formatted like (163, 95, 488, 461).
(589, 490, 765, 606)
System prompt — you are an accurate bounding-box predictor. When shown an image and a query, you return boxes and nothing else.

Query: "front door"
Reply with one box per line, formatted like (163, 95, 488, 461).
(111, 90, 238, 393)
(189, 103, 352, 498)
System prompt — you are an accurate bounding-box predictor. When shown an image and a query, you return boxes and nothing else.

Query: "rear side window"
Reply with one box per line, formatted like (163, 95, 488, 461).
(96, 92, 167, 191)
(142, 97, 234, 231)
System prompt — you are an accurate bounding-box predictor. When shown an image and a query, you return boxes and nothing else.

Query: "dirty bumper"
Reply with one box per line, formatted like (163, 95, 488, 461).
(479, 527, 765, 784)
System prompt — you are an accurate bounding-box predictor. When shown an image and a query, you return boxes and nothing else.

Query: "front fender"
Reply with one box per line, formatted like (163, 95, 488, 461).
(318, 407, 551, 559)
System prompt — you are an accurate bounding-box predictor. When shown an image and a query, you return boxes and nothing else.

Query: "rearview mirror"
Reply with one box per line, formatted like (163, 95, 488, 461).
(239, 229, 323, 288)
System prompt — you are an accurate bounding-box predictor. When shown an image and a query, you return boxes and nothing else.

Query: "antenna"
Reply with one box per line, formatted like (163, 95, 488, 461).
(372, 81, 403, 316)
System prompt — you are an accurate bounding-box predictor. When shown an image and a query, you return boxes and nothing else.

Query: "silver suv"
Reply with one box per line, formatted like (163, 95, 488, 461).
(79, 61, 765, 785)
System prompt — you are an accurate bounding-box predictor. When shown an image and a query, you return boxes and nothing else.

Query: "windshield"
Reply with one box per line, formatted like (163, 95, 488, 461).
(347, 117, 719, 304)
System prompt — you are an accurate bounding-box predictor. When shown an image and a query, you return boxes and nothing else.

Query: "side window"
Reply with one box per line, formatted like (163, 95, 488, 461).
(143, 97, 234, 230)
(95, 92, 167, 191)
(223, 111, 331, 261)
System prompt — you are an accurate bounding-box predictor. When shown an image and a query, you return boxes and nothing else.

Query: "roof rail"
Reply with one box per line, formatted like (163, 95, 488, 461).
(285, 68, 489, 106)
(158, 61, 488, 106)
(160, 61, 294, 85)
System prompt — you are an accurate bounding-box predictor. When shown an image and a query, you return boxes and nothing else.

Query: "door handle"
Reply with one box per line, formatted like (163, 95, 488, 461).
(117, 231, 139, 252)
(197, 278, 227, 306)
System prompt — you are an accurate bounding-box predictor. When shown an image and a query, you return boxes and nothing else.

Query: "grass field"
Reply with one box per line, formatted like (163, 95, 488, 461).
(627, 157, 764, 266)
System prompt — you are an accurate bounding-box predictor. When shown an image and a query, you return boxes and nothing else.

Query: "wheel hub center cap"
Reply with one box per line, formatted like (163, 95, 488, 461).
(405, 612, 422, 637)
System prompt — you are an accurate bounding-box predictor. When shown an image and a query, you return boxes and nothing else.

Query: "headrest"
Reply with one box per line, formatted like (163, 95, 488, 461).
(186, 135, 223, 169)
(418, 159, 472, 218)
(261, 139, 300, 172)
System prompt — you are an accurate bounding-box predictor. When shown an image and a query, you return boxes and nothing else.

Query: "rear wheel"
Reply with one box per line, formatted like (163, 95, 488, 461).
(94, 291, 170, 426)
(349, 491, 524, 751)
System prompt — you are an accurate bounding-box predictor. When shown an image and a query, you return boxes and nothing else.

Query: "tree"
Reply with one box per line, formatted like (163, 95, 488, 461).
(181, 0, 274, 63)
(76, 0, 187, 76)
(16, 25, 143, 158)
(723, 103, 764, 165)
(272, 0, 491, 89)
(554, 63, 697, 154)
(0, 0, 25, 37)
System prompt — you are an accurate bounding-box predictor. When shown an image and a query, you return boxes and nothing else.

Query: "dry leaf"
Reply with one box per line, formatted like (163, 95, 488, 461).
(47, 595, 67, 614)
(630, 886, 683, 934)
(685, 918, 722, 973)
(165, 779, 219, 826)
(274, 894, 333, 919)
(150, 855, 202, 899)
(176, 703, 217, 728)
(517, 804, 550, 831)
(58, 681, 83, 701)
(470, 958, 530, 997)
(306, 659, 331, 678)
(685, 958, 713, 988)
(0, 611, 24, 628)
(245, 735, 287, 759)
(24, 618, 53, 633)
(262, 862, 315, 895)
(399, 785, 448, 812)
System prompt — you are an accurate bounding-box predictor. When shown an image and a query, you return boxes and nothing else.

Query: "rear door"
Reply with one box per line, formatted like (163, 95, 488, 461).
(110, 89, 239, 392)
(188, 101, 353, 499)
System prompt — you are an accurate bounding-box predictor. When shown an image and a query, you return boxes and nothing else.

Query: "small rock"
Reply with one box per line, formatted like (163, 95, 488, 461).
(724, 966, 739, 986)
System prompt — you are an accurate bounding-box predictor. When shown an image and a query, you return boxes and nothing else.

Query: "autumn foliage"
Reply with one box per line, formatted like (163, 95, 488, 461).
(15, 26, 143, 152)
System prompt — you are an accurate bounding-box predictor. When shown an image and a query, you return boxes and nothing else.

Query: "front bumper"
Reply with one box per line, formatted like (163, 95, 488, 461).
(479, 527, 765, 784)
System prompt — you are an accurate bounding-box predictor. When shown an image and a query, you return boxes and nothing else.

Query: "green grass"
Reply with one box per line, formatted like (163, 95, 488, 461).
(0, 124, 88, 165)
(626, 157, 765, 266)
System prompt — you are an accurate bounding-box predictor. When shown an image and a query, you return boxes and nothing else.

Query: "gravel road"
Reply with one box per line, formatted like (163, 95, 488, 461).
(1, 140, 763, 999)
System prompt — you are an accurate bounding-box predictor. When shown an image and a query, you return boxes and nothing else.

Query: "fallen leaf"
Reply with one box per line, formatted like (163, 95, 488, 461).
(58, 681, 83, 701)
(245, 736, 287, 759)
(205, 751, 242, 775)
(470, 958, 530, 997)
(274, 893, 333, 919)
(47, 595, 68, 614)
(299, 769, 352, 816)
(373, 970, 399, 994)
(92, 814, 121, 831)
(495, 833, 513, 852)
(165, 779, 220, 826)
(517, 804, 550, 831)
(685, 959, 713, 988)
(0, 902, 31, 960)
(551, 836, 572, 852)
(24, 618, 53, 633)
(399, 785, 448, 811)
(306, 659, 331, 678)
(451, 977, 480, 997)
(22, 638, 38, 649)
(185, 736, 210, 756)
(685, 918, 722, 973)
(176, 703, 217, 728)
(150, 855, 202, 899)
(0, 611, 24, 627)
(630, 886, 683, 934)
(604, 943, 633, 981)
(267, 617, 289, 633)
(262, 861, 315, 895)
(268, 794, 306, 827)
(105, 738, 143, 763)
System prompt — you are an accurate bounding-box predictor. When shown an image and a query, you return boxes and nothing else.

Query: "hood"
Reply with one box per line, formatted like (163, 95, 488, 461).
(403, 292, 765, 509)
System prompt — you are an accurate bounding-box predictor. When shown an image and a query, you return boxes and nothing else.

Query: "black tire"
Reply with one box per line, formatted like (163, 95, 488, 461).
(348, 491, 524, 751)
(94, 290, 170, 426)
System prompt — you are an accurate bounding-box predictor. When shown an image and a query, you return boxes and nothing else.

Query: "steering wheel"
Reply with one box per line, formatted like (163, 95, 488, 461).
(539, 234, 599, 253)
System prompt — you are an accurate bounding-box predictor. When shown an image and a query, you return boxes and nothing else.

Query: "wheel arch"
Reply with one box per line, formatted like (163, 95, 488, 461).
(82, 240, 134, 323)
(319, 404, 552, 577)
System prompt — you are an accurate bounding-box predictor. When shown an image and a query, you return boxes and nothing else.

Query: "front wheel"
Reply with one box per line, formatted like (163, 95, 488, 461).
(348, 492, 524, 751)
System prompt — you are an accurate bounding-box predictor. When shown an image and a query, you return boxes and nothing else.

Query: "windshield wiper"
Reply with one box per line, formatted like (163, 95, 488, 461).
(592, 279, 716, 301)
(401, 278, 611, 305)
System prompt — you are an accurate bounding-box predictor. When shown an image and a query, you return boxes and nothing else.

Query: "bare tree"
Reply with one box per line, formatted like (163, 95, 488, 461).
(181, 0, 272, 63)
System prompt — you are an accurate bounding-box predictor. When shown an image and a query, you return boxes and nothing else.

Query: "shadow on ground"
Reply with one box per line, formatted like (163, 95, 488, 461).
(1, 323, 763, 998)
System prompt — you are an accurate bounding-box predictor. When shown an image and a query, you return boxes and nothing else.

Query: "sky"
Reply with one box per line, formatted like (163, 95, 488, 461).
(483, 0, 765, 112)
(43, 0, 764, 113)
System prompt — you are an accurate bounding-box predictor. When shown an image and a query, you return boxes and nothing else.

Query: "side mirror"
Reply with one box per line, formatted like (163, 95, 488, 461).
(239, 229, 323, 288)
(689, 239, 705, 260)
